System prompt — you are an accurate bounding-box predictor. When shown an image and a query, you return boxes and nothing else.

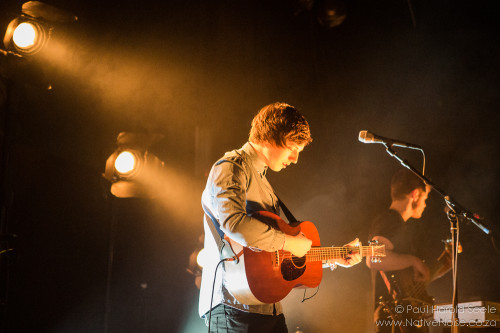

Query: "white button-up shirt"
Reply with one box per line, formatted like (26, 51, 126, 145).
(199, 142, 286, 317)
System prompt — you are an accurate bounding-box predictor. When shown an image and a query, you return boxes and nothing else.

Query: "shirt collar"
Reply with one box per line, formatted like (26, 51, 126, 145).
(242, 142, 268, 176)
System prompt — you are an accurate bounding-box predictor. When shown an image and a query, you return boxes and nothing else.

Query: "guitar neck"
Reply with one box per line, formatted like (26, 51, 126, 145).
(305, 246, 376, 262)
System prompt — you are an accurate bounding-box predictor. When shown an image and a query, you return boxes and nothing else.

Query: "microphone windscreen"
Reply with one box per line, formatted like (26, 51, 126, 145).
(358, 130, 374, 143)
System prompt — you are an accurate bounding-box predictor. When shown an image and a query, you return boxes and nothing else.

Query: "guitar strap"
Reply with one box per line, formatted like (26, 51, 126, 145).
(233, 145, 299, 224)
(202, 196, 297, 259)
(379, 270, 397, 299)
(276, 196, 298, 224)
(203, 203, 224, 242)
(202, 203, 239, 262)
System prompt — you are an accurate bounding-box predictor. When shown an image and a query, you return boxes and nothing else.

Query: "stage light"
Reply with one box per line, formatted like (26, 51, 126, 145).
(316, 0, 347, 28)
(2, 2, 77, 57)
(114, 151, 139, 175)
(186, 234, 205, 289)
(3, 17, 50, 56)
(294, 0, 346, 29)
(103, 132, 164, 198)
(12, 22, 37, 48)
(196, 248, 207, 268)
(104, 149, 163, 198)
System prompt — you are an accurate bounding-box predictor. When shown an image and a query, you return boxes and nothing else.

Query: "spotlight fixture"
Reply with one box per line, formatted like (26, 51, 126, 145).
(3, 16, 51, 56)
(294, 0, 347, 29)
(2, 1, 77, 57)
(186, 234, 205, 289)
(103, 132, 164, 198)
(316, 0, 347, 28)
(114, 150, 141, 177)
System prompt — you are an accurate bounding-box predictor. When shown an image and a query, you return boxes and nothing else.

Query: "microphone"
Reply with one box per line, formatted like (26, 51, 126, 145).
(358, 130, 422, 149)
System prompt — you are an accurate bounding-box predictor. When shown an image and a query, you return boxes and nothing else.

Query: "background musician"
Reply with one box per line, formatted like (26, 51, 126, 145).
(366, 169, 452, 333)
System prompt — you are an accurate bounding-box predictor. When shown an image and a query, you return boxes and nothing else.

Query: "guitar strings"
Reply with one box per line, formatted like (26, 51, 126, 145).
(406, 281, 427, 298)
(278, 246, 384, 261)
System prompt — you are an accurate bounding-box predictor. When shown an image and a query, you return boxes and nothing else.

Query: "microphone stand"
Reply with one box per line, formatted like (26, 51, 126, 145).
(383, 144, 492, 333)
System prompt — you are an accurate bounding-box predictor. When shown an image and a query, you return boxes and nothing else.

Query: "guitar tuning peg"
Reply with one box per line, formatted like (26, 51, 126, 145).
(368, 239, 379, 245)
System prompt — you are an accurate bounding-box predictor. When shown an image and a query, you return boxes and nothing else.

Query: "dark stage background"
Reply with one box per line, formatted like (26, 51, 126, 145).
(0, 0, 499, 332)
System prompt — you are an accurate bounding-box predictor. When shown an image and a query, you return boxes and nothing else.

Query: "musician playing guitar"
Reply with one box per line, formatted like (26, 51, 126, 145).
(199, 102, 362, 333)
(366, 169, 453, 333)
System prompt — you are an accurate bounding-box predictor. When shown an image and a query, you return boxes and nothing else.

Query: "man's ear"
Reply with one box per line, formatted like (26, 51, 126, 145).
(410, 189, 420, 202)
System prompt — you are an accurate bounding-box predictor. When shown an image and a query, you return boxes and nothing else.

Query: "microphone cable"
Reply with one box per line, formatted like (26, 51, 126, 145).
(207, 257, 233, 333)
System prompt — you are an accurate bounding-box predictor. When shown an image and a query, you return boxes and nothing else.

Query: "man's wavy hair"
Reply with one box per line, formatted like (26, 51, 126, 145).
(249, 102, 312, 147)
(391, 169, 426, 200)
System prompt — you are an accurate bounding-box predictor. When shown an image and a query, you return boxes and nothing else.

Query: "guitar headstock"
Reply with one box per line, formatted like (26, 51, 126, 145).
(368, 240, 386, 262)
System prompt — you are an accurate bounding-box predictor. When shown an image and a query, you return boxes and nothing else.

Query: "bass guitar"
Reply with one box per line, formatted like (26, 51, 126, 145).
(379, 239, 462, 325)
(223, 211, 386, 305)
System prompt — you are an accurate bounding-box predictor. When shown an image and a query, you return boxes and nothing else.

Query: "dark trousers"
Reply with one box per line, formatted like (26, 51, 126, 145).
(206, 304, 288, 333)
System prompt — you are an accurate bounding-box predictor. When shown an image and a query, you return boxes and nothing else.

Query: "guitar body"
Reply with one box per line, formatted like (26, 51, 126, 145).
(381, 268, 434, 321)
(379, 240, 459, 324)
(223, 211, 322, 305)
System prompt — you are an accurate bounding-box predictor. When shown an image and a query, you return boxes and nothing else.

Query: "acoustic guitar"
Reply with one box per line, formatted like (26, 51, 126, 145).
(223, 211, 386, 305)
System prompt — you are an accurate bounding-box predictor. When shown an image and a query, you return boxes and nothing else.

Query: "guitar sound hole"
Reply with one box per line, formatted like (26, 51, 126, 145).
(281, 256, 306, 281)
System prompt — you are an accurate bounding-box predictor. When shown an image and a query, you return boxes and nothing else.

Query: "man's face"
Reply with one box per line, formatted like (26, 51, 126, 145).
(264, 141, 305, 172)
(411, 186, 431, 219)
